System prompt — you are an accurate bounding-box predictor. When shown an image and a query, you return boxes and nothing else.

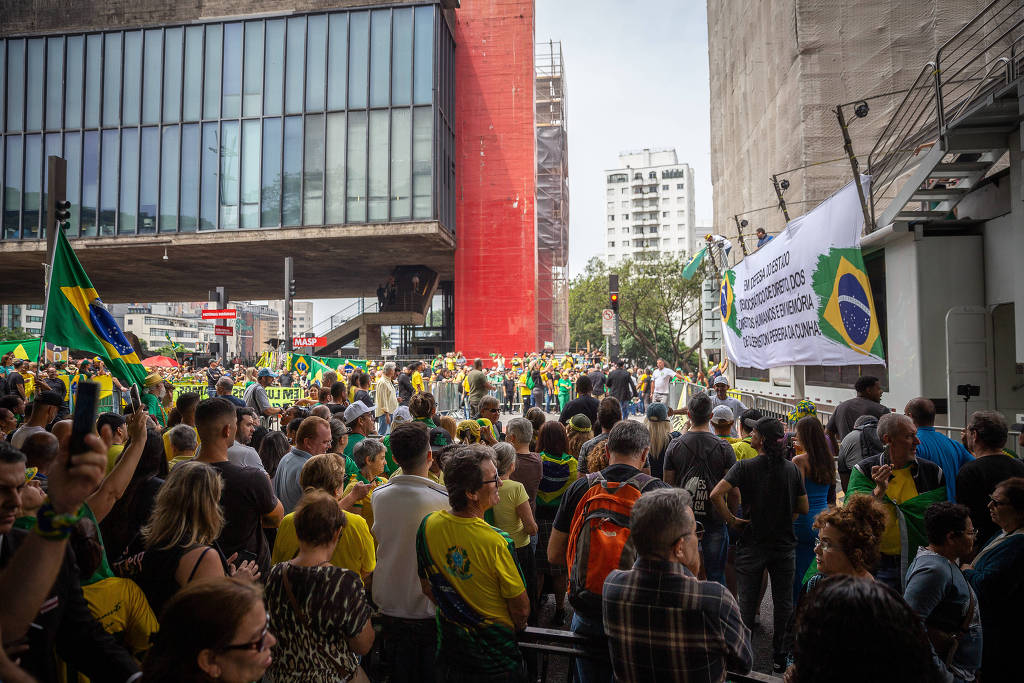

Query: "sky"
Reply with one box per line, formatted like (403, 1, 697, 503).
(309, 0, 712, 324)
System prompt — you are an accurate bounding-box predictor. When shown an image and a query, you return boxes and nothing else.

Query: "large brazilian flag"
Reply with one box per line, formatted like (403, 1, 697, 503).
(42, 229, 148, 387)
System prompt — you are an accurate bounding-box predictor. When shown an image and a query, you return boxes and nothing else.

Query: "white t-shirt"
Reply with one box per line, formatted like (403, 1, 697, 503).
(11, 425, 45, 451)
(652, 368, 676, 394)
(371, 474, 449, 619)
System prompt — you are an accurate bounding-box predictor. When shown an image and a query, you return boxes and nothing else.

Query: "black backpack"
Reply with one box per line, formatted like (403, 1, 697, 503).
(676, 436, 730, 524)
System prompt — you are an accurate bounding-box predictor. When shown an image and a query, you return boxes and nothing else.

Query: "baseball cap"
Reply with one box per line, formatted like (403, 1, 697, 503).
(392, 406, 412, 424)
(713, 376, 729, 387)
(35, 390, 64, 407)
(740, 408, 764, 431)
(343, 400, 373, 424)
(710, 405, 734, 424)
(646, 402, 669, 422)
(257, 368, 277, 378)
(429, 427, 452, 452)
(752, 416, 785, 443)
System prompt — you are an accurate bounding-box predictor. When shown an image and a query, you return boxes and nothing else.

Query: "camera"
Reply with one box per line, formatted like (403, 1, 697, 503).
(956, 384, 980, 399)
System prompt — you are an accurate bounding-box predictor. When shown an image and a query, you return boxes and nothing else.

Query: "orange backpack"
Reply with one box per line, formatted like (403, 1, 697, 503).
(566, 471, 654, 618)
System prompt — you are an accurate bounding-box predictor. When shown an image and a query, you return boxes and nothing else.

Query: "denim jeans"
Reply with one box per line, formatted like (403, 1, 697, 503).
(570, 612, 613, 683)
(701, 521, 729, 587)
(376, 415, 389, 436)
(378, 616, 437, 683)
(735, 544, 795, 657)
(620, 401, 631, 421)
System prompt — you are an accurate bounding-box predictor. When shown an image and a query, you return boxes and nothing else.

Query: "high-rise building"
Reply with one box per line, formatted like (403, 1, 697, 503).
(604, 149, 695, 266)
(0, 303, 45, 336)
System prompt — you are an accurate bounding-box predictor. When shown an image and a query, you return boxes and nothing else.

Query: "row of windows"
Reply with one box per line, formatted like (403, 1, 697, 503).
(0, 108, 433, 237)
(607, 214, 690, 222)
(0, 8, 434, 134)
(608, 238, 688, 249)
(607, 224, 686, 234)
(606, 168, 689, 184)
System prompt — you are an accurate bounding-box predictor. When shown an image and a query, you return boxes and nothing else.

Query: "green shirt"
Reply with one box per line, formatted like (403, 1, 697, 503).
(143, 392, 165, 427)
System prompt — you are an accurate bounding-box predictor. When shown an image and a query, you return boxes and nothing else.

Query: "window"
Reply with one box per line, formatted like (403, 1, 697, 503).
(621, 201, 628, 208)
(677, 210, 685, 217)
(648, 171, 656, 178)
(676, 197, 684, 203)
(662, 211, 668, 217)
(606, 188, 614, 197)
(662, 184, 668, 190)
(607, 173, 628, 183)
(608, 215, 614, 222)
(606, 202, 614, 209)
(608, 241, 615, 247)
(676, 183, 684, 189)
(662, 168, 685, 179)
(623, 213, 629, 220)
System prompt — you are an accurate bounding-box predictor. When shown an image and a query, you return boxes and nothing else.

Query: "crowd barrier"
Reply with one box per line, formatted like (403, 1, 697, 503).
(170, 383, 305, 408)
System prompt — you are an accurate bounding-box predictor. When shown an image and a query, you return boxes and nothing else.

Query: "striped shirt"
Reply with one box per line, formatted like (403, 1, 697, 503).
(602, 557, 753, 683)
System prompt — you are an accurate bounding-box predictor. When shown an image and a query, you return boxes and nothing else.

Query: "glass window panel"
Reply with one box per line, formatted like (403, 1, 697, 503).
(122, 32, 143, 126)
(261, 117, 282, 227)
(81, 130, 98, 235)
(163, 27, 183, 122)
(182, 26, 203, 122)
(412, 106, 431, 218)
(3, 136, 21, 238)
(305, 16, 327, 112)
(203, 25, 222, 120)
(7, 40, 25, 132)
(303, 114, 324, 225)
(45, 38, 64, 130)
(101, 34, 121, 127)
(325, 112, 345, 223)
(65, 37, 83, 129)
(84, 35, 101, 128)
(346, 111, 366, 222)
(367, 109, 387, 220)
(22, 134, 41, 237)
(64, 131, 81, 235)
(138, 127, 158, 234)
(200, 122, 218, 229)
(222, 23, 242, 119)
(99, 129, 118, 235)
(26, 39, 43, 131)
(282, 115, 302, 226)
(240, 119, 260, 228)
(414, 7, 433, 104)
(219, 120, 239, 228)
(0, 41, 5, 133)
(179, 123, 199, 232)
(285, 17, 306, 115)
(348, 12, 369, 109)
(42, 132, 60, 229)
(263, 20, 285, 117)
(160, 126, 179, 231)
(242, 22, 264, 117)
(119, 128, 139, 234)
(390, 108, 411, 219)
(392, 8, 413, 106)
(369, 10, 391, 108)
(327, 14, 348, 111)
(142, 30, 162, 125)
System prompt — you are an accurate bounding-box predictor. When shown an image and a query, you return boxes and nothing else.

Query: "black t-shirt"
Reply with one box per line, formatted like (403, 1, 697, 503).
(723, 455, 806, 549)
(278, 374, 293, 387)
(606, 368, 635, 402)
(663, 431, 737, 525)
(825, 397, 890, 440)
(208, 460, 278, 576)
(553, 463, 670, 534)
(588, 371, 606, 395)
(354, 389, 374, 407)
(45, 376, 67, 398)
(6, 372, 25, 398)
(956, 455, 1024, 551)
(397, 373, 415, 403)
(206, 367, 223, 388)
(559, 395, 599, 426)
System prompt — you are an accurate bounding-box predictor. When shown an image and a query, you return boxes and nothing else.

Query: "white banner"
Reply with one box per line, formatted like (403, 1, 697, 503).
(720, 178, 885, 369)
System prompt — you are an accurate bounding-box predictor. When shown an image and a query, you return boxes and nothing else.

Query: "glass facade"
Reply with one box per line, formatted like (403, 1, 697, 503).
(0, 4, 454, 240)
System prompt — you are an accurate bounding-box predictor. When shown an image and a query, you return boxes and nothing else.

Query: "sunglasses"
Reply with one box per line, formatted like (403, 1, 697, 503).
(221, 618, 272, 653)
(988, 496, 1011, 507)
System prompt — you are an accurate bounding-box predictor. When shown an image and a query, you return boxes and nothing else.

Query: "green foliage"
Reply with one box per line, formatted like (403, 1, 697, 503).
(0, 327, 31, 342)
(154, 345, 177, 357)
(568, 254, 704, 368)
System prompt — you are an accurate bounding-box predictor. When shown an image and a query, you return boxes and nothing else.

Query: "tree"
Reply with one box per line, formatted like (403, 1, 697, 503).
(0, 327, 31, 341)
(568, 253, 704, 369)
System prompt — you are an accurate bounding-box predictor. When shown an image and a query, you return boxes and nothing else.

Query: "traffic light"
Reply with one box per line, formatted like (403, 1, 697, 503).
(610, 291, 619, 313)
(55, 200, 71, 225)
(288, 278, 296, 297)
(609, 273, 619, 314)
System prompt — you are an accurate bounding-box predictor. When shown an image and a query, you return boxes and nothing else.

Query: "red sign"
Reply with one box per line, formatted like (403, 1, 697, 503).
(202, 309, 237, 320)
(214, 325, 233, 336)
(293, 336, 325, 348)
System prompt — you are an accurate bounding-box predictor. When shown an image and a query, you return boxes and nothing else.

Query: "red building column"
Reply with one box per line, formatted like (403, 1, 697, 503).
(453, 0, 537, 361)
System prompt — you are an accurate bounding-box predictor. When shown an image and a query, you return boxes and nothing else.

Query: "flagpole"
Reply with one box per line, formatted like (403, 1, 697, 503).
(37, 229, 61, 367)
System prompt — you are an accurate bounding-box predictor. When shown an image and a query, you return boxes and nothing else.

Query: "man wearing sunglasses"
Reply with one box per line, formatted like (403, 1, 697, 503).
(603, 488, 752, 682)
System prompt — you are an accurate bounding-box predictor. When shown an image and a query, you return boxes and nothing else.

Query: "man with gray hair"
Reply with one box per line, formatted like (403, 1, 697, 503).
(166, 423, 198, 466)
(506, 417, 541, 512)
(376, 362, 399, 435)
(215, 375, 245, 407)
(603, 488, 752, 682)
(847, 412, 945, 591)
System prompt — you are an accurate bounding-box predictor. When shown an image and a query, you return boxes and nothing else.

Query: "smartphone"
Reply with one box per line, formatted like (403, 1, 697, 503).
(69, 381, 99, 463)
(129, 384, 142, 412)
(234, 549, 257, 565)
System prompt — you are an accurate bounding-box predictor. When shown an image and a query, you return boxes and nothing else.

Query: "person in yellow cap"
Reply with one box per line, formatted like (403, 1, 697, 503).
(142, 372, 167, 427)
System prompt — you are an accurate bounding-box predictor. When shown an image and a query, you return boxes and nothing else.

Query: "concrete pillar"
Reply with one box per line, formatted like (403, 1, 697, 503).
(359, 324, 382, 358)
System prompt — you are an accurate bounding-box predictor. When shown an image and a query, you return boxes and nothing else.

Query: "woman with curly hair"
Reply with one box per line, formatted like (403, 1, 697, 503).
(805, 494, 887, 588)
(565, 413, 593, 459)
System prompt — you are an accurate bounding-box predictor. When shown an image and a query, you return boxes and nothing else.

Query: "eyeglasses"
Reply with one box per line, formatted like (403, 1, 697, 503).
(814, 537, 842, 553)
(481, 476, 502, 487)
(988, 496, 1011, 507)
(956, 528, 979, 537)
(674, 520, 705, 546)
(221, 618, 271, 653)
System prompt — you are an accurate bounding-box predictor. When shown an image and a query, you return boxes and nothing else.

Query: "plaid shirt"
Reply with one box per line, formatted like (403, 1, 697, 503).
(602, 557, 752, 683)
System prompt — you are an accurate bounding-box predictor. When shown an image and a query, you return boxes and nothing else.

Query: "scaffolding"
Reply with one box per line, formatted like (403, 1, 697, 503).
(536, 40, 570, 352)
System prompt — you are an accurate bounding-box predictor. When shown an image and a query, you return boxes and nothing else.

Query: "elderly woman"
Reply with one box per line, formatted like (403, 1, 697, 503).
(799, 494, 887, 597)
(962, 476, 1024, 682)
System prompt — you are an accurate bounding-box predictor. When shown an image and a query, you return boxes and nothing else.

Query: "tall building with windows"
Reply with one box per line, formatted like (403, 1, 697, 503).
(0, 303, 45, 336)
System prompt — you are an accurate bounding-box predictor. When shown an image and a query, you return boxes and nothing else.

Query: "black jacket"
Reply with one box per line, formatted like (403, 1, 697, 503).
(0, 529, 139, 683)
(606, 368, 636, 402)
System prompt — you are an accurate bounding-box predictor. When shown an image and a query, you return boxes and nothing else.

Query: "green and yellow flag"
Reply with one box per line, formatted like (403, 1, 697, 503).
(682, 246, 706, 280)
(42, 229, 148, 387)
(0, 338, 35, 361)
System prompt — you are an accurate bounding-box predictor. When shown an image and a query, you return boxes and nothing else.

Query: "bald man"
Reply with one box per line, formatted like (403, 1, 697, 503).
(905, 397, 973, 502)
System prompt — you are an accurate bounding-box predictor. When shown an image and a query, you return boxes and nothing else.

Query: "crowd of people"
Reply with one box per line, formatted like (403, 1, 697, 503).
(1, 343, 1023, 683)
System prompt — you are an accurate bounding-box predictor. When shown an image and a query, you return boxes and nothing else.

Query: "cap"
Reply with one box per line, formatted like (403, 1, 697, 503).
(429, 427, 452, 452)
(646, 402, 669, 422)
(343, 400, 373, 424)
(710, 405, 734, 424)
(143, 372, 164, 388)
(787, 398, 817, 423)
(392, 406, 412, 424)
(713, 376, 729, 387)
(568, 413, 593, 433)
(752, 416, 785, 443)
(740, 408, 764, 431)
(257, 368, 277, 378)
(35, 391, 63, 407)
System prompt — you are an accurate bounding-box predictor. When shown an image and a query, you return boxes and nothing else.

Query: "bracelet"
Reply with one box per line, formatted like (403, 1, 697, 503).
(32, 501, 84, 541)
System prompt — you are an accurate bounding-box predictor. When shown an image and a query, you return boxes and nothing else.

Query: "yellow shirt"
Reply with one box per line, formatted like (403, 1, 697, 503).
(732, 439, 758, 461)
(879, 466, 919, 556)
(82, 577, 159, 656)
(493, 479, 530, 548)
(519, 373, 531, 397)
(418, 510, 526, 629)
(271, 509, 376, 577)
(343, 474, 388, 536)
(412, 371, 425, 393)
(106, 444, 125, 473)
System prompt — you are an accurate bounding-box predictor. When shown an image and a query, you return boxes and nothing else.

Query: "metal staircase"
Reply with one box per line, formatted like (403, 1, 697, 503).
(867, 0, 1024, 232)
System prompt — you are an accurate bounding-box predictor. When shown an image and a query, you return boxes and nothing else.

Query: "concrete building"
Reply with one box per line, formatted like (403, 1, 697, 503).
(708, 0, 1024, 430)
(123, 306, 218, 353)
(0, 304, 44, 336)
(604, 149, 695, 266)
(267, 299, 313, 336)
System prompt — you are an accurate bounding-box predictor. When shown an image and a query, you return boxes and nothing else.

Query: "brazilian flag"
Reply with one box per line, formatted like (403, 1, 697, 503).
(0, 338, 35, 361)
(42, 229, 148, 387)
(720, 270, 740, 336)
(288, 353, 312, 375)
(811, 248, 884, 360)
(682, 247, 706, 281)
(310, 357, 333, 382)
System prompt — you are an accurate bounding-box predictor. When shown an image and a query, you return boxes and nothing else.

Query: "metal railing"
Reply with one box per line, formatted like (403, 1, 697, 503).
(306, 298, 379, 338)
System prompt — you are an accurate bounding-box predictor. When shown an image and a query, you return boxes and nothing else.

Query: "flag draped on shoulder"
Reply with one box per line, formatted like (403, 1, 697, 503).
(682, 247, 706, 280)
(42, 229, 148, 387)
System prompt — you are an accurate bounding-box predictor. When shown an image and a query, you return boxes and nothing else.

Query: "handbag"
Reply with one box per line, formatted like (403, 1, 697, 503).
(924, 561, 976, 669)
